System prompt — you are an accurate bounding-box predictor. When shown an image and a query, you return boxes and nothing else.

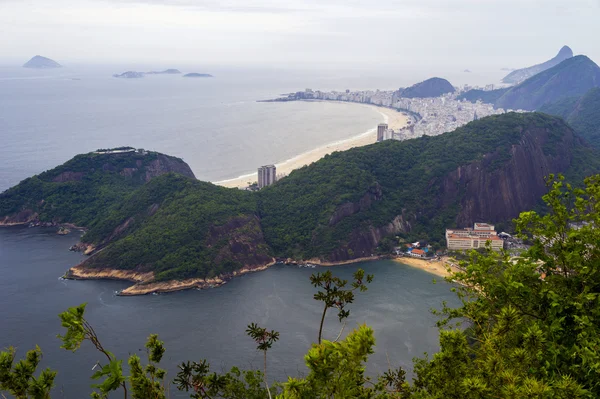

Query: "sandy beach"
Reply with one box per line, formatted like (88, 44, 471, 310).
(215, 103, 410, 189)
(394, 256, 461, 279)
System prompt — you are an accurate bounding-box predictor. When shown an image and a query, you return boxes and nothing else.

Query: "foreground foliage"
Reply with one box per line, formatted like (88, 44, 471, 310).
(4, 174, 600, 398)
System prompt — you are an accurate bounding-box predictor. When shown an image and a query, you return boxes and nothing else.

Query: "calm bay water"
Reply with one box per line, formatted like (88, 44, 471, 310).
(0, 65, 470, 397)
(0, 226, 458, 397)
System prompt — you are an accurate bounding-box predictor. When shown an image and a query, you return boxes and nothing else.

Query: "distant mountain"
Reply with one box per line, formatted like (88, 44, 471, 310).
(113, 71, 145, 79)
(146, 69, 181, 75)
(397, 77, 455, 98)
(183, 73, 213, 78)
(457, 88, 509, 104)
(22, 55, 61, 69)
(502, 45, 573, 84)
(495, 55, 600, 111)
(540, 88, 600, 148)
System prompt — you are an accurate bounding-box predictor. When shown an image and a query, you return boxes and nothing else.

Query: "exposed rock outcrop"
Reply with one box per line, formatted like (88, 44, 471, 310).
(145, 154, 196, 181)
(441, 126, 580, 227)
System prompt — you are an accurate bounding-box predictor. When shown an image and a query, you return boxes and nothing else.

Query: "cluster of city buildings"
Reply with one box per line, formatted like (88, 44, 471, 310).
(445, 223, 504, 251)
(286, 85, 523, 141)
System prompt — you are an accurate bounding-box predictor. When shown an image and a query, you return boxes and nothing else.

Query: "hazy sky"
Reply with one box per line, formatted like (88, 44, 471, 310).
(1, 0, 599, 69)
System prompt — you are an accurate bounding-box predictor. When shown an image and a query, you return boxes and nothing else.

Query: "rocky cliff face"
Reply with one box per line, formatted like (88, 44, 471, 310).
(145, 154, 195, 181)
(440, 126, 580, 227)
(324, 120, 589, 261)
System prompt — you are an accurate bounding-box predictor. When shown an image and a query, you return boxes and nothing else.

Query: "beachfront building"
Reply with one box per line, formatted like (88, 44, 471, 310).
(445, 223, 504, 251)
(377, 123, 388, 142)
(407, 248, 427, 258)
(257, 165, 277, 189)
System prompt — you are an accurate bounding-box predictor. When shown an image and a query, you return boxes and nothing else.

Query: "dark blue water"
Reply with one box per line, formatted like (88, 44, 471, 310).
(0, 226, 458, 397)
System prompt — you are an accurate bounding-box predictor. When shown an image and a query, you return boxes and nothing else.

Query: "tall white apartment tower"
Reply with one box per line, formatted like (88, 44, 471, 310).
(258, 165, 277, 189)
(377, 123, 388, 142)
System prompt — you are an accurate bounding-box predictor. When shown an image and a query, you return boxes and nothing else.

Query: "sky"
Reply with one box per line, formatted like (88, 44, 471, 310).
(0, 0, 599, 69)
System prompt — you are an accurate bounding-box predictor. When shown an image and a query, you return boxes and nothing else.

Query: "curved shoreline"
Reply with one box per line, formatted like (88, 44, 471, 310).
(214, 103, 409, 189)
(65, 260, 277, 296)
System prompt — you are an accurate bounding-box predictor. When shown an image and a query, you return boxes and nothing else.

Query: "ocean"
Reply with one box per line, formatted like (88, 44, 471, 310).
(0, 64, 479, 397)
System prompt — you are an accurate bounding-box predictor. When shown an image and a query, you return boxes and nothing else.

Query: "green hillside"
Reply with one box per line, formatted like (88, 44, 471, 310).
(0, 148, 194, 226)
(540, 88, 600, 148)
(2, 113, 599, 281)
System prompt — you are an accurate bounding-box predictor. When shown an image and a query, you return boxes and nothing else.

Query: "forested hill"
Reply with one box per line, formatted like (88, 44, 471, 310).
(0, 148, 195, 226)
(2, 113, 599, 283)
(540, 87, 600, 148)
(397, 77, 455, 98)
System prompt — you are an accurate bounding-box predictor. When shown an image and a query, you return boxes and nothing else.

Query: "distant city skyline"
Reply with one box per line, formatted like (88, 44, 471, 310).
(0, 0, 598, 68)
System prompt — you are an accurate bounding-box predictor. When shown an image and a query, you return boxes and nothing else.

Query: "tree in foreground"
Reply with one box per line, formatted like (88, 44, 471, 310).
(411, 175, 600, 398)
(5, 174, 600, 398)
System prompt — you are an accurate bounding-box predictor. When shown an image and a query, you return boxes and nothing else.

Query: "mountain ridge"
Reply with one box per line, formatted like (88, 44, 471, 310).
(502, 45, 573, 84)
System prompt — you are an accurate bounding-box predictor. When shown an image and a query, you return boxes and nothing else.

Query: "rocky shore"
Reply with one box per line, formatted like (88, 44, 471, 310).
(65, 260, 277, 296)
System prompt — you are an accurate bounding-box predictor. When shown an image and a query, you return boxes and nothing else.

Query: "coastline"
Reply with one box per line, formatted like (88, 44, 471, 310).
(65, 260, 277, 296)
(393, 256, 460, 278)
(214, 102, 409, 189)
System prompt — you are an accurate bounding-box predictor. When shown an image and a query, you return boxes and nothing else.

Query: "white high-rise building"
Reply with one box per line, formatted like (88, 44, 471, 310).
(258, 165, 277, 189)
(377, 123, 388, 142)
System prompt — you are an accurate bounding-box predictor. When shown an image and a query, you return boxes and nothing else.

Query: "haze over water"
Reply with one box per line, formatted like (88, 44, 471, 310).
(0, 65, 506, 191)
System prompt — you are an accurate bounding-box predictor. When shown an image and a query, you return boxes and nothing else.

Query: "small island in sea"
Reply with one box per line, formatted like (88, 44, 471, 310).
(113, 71, 145, 79)
(183, 73, 213, 78)
(23, 55, 62, 69)
(146, 69, 181, 75)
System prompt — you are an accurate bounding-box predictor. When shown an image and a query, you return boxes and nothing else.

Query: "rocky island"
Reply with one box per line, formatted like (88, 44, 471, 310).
(183, 73, 213, 78)
(2, 113, 599, 295)
(146, 69, 181, 75)
(113, 71, 145, 79)
(23, 55, 62, 69)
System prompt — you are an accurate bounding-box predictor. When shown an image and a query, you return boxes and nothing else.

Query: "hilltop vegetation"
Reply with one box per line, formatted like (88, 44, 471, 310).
(0, 149, 194, 226)
(540, 87, 600, 148)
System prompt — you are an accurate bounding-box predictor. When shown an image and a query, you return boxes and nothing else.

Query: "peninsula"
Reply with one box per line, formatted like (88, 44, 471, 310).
(2, 113, 599, 295)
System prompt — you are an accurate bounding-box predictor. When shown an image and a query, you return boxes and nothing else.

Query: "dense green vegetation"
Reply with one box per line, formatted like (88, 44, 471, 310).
(398, 77, 455, 98)
(495, 55, 600, 111)
(258, 112, 599, 258)
(540, 87, 600, 148)
(3, 113, 599, 282)
(456, 87, 508, 104)
(0, 150, 192, 226)
(83, 175, 269, 281)
(5, 176, 600, 397)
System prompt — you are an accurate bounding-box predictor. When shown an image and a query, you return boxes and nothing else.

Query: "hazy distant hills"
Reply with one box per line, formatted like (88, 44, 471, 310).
(23, 55, 61, 69)
(112, 69, 212, 78)
(397, 77, 455, 98)
(502, 45, 573, 84)
(495, 55, 600, 111)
